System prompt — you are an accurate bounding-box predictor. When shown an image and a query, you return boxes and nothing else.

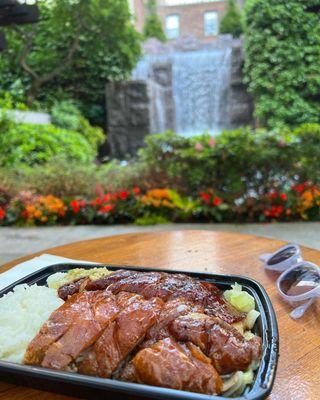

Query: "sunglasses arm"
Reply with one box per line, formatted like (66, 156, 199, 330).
(290, 297, 316, 319)
(259, 253, 272, 262)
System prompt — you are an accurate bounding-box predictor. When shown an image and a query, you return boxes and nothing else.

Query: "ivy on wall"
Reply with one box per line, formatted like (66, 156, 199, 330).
(244, 0, 320, 129)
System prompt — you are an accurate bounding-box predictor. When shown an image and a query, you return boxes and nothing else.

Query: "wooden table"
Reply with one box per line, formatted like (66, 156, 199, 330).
(1, 231, 319, 400)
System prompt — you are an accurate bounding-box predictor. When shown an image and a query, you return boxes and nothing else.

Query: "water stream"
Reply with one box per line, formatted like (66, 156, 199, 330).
(132, 46, 232, 136)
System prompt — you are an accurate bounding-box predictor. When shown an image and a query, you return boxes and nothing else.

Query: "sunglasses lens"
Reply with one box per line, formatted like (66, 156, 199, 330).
(267, 246, 297, 266)
(279, 264, 320, 296)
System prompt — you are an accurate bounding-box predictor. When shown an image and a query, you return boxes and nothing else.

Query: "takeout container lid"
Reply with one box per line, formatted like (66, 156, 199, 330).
(0, 263, 279, 400)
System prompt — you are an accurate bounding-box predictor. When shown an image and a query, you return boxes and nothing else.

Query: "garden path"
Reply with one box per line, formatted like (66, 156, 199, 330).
(0, 222, 319, 267)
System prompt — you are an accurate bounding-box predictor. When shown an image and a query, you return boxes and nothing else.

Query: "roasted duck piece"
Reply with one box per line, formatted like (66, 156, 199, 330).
(59, 270, 245, 324)
(141, 297, 204, 348)
(24, 290, 119, 369)
(119, 338, 222, 395)
(169, 313, 262, 374)
(77, 292, 164, 378)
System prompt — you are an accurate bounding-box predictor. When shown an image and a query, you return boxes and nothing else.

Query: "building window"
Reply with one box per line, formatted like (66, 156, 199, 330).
(166, 14, 180, 39)
(204, 11, 218, 36)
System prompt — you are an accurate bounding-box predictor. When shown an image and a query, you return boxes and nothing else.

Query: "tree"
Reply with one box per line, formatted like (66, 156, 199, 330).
(220, 0, 243, 38)
(143, 0, 166, 42)
(244, 0, 320, 129)
(0, 0, 142, 125)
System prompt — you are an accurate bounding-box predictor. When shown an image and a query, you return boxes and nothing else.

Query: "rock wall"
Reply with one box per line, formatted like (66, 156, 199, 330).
(229, 44, 254, 127)
(106, 81, 152, 159)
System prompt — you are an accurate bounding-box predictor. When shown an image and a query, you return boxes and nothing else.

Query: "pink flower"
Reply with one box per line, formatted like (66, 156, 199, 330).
(195, 142, 203, 152)
(209, 137, 216, 148)
(278, 139, 286, 147)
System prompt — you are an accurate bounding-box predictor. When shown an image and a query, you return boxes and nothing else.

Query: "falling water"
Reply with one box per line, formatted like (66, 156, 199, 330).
(132, 44, 233, 137)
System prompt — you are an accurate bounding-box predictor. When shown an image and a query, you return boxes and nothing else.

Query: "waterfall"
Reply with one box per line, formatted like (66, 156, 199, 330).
(132, 43, 233, 136)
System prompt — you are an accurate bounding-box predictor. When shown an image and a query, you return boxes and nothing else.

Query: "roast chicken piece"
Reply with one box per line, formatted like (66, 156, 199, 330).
(169, 313, 262, 374)
(77, 292, 164, 378)
(60, 270, 245, 324)
(24, 290, 119, 369)
(119, 338, 222, 395)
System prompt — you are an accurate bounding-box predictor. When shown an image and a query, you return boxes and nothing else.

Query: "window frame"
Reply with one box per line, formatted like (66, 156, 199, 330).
(203, 10, 219, 37)
(165, 14, 180, 39)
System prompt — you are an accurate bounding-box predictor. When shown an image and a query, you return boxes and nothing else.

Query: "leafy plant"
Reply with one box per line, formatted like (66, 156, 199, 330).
(51, 100, 105, 150)
(220, 0, 244, 38)
(143, 1, 166, 42)
(244, 0, 320, 128)
(0, 0, 141, 125)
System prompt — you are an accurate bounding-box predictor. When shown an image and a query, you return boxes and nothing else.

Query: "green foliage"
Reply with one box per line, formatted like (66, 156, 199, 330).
(0, 0, 141, 125)
(135, 215, 169, 225)
(138, 126, 320, 196)
(0, 121, 96, 168)
(244, 0, 320, 128)
(51, 100, 105, 150)
(143, 0, 166, 42)
(220, 0, 243, 38)
(143, 14, 166, 42)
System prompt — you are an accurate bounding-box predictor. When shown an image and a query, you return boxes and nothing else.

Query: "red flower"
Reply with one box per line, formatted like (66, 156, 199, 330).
(0, 207, 6, 220)
(103, 194, 111, 203)
(212, 197, 223, 206)
(269, 192, 278, 200)
(133, 187, 140, 196)
(280, 193, 287, 201)
(91, 198, 102, 206)
(70, 200, 80, 214)
(285, 209, 292, 216)
(21, 210, 29, 219)
(267, 205, 284, 218)
(293, 183, 307, 194)
(99, 204, 114, 213)
(200, 192, 211, 202)
(79, 200, 86, 208)
(119, 190, 130, 200)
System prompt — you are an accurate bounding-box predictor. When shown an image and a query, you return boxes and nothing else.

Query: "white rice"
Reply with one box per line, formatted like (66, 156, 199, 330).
(0, 284, 63, 363)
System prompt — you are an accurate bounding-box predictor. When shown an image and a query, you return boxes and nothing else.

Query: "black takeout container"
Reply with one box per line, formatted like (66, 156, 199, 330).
(0, 263, 279, 400)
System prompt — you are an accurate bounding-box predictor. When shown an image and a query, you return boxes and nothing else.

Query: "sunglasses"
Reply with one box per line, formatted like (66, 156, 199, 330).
(260, 244, 320, 319)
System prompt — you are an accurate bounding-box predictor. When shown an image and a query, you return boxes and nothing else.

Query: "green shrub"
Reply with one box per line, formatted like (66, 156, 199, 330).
(244, 0, 320, 128)
(51, 100, 105, 150)
(0, 119, 96, 167)
(220, 0, 243, 38)
(138, 125, 320, 196)
(0, 0, 141, 126)
(143, 0, 166, 42)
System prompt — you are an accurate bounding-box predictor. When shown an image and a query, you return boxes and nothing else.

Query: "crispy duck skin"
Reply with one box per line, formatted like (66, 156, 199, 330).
(77, 292, 164, 378)
(58, 278, 90, 301)
(25, 291, 119, 369)
(169, 313, 262, 374)
(141, 297, 204, 348)
(60, 270, 245, 324)
(119, 338, 222, 395)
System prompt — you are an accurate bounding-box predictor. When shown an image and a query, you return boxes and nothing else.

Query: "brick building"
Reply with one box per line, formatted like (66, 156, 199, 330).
(130, 0, 245, 41)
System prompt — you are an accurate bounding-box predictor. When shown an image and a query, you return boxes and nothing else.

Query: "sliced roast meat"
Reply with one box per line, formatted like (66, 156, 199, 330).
(82, 270, 245, 324)
(119, 338, 222, 395)
(141, 297, 204, 348)
(169, 313, 262, 374)
(77, 292, 164, 378)
(58, 277, 90, 301)
(25, 290, 119, 369)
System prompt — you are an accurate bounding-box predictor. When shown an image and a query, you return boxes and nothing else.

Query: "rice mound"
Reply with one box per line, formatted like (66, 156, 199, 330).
(0, 284, 64, 363)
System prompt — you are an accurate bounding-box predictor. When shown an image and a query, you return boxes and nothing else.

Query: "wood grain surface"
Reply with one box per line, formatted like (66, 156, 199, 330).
(0, 230, 319, 400)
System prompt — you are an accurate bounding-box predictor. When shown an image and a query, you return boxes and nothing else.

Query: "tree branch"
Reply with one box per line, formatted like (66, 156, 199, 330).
(18, 27, 39, 80)
(37, 30, 81, 86)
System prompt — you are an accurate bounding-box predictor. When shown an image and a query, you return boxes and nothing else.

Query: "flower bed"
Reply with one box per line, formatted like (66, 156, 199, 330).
(0, 183, 319, 226)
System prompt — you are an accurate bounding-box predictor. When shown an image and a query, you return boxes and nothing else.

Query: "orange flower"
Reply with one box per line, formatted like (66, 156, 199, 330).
(34, 210, 42, 218)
